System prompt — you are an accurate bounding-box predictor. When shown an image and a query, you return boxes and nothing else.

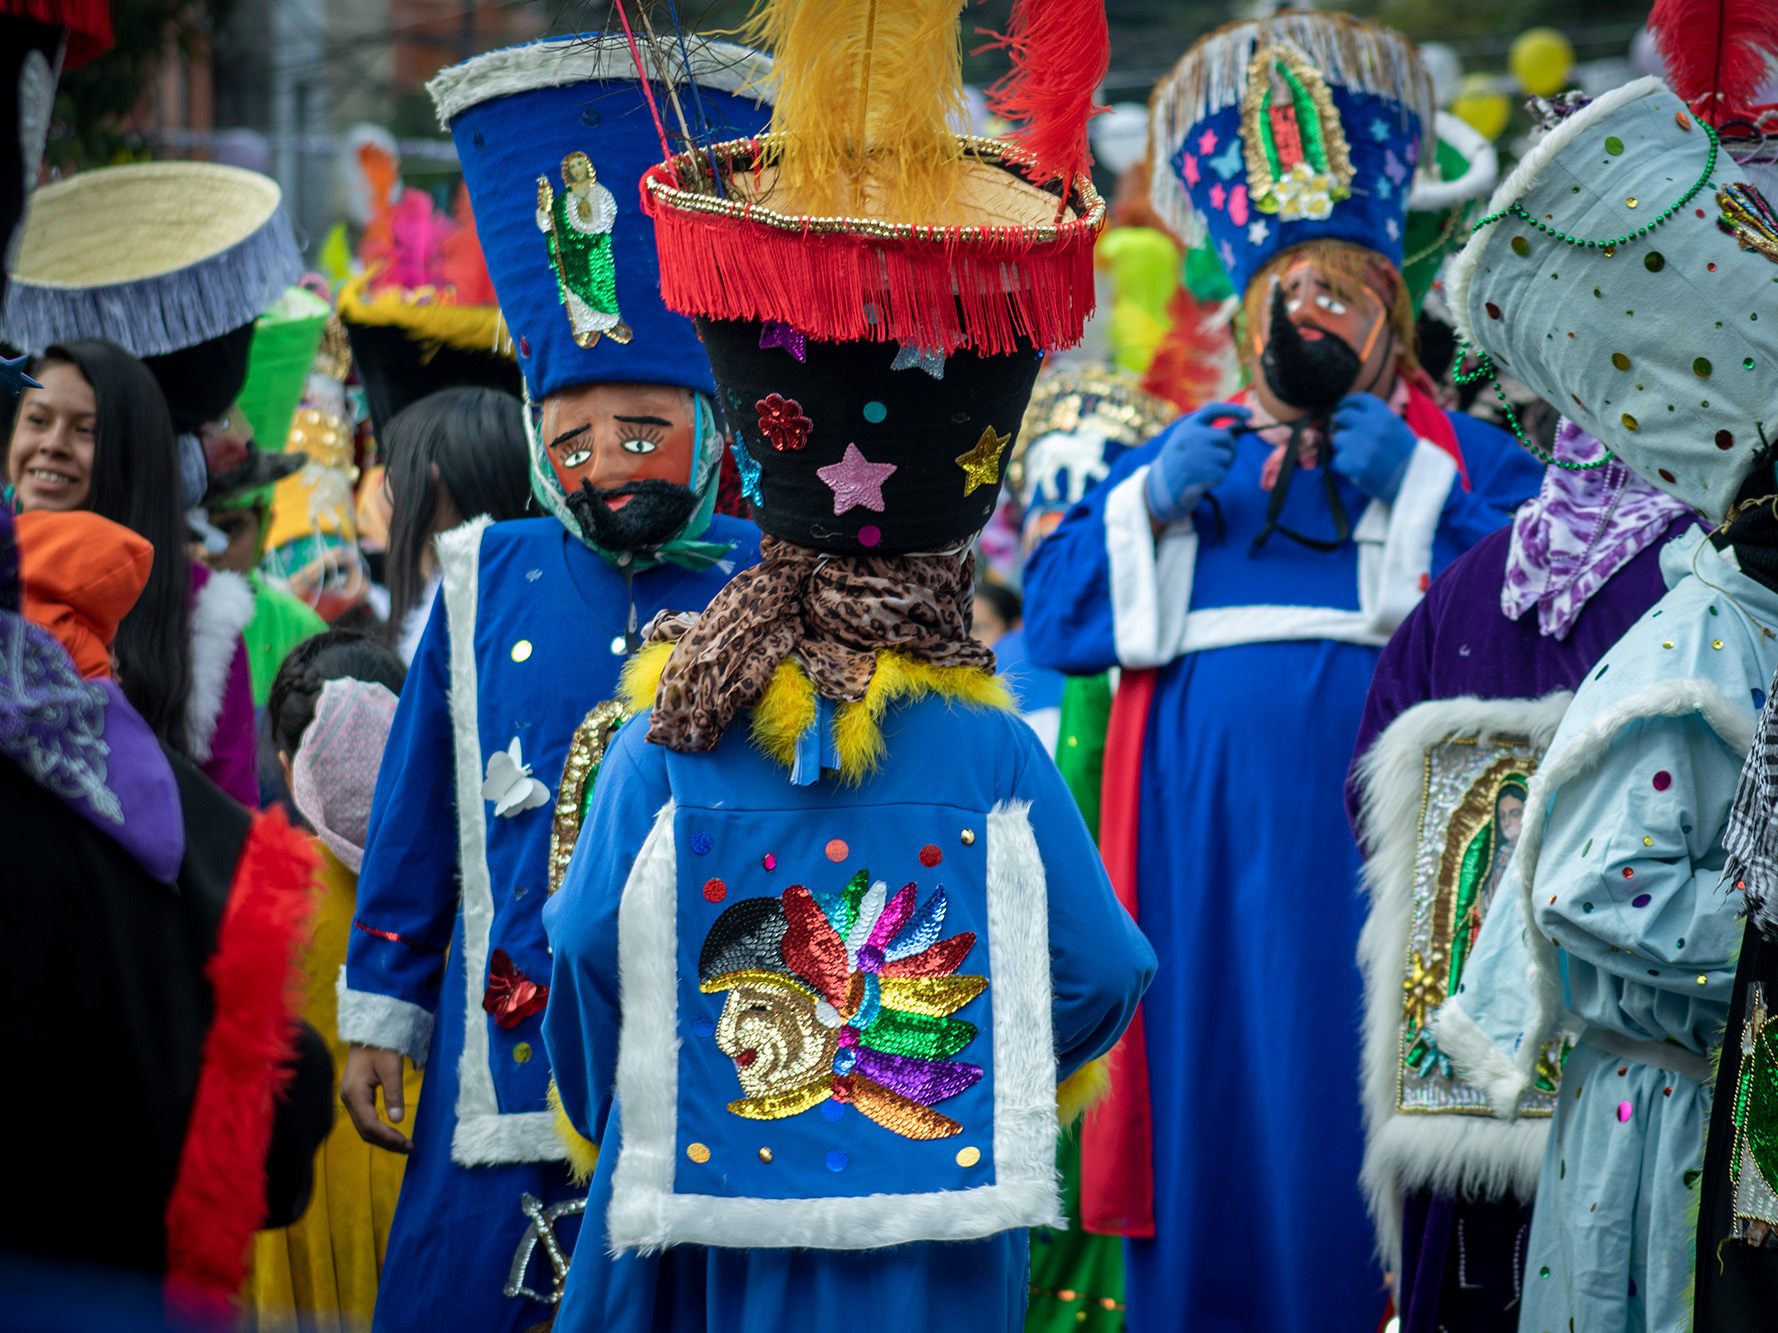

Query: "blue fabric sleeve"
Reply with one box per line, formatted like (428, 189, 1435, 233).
(345, 585, 461, 1013)
(1011, 726, 1156, 1079)
(541, 719, 671, 1144)
(1022, 442, 1159, 675)
(1431, 413, 1542, 573)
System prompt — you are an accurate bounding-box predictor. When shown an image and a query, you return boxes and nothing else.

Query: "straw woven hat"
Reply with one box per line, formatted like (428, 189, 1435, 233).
(1, 161, 301, 358)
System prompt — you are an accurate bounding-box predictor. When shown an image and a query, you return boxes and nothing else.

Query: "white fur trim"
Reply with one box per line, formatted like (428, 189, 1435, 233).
(433, 515, 566, 1167)
(1105, 464, 1197, 669)
(1473, 673, 1759, 1115)
(335, 965, 435, 1066)
(1405, 111, 1499, 213)
(1425, 1001, 1531, 1115)
(184, 569, 254, 763)
(1104, 440, 1449, 666)
(1448, 77, 1667, 350)
(429, 35, 773, 128)
(1352, 692, 1570, 1269)
(607, 800, 1062, 1254)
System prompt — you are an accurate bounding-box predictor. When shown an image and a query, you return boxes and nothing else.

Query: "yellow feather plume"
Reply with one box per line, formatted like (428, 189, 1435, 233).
(547, 1079, 600, 1186)
(739, 0, 970, 222)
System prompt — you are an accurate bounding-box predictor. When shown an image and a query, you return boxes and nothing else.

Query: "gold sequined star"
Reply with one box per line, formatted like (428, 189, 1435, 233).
(955, 425, 1012, 496)
(1401, 944, 1447, 1031)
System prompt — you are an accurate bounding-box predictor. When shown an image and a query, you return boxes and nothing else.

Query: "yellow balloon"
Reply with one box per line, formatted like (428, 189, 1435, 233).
(1510, 26, 1574, 98)
(1451, 74, 1511, 141)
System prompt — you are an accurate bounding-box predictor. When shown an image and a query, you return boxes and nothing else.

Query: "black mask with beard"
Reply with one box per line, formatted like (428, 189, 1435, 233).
(1260, 284, 1363, 415)
(566, 477, 700, 554)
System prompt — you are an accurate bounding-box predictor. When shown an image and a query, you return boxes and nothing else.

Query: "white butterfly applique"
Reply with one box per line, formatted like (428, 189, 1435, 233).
(481, 738, 551, 817)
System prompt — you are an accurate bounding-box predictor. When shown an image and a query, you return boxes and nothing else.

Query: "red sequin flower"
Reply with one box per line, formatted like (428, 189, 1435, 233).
(482, 948, 549, 1028)
(756, 394, 813, 452)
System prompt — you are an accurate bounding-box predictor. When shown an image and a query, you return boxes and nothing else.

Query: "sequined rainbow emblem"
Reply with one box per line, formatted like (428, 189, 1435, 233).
(697, 870, 986, 1140)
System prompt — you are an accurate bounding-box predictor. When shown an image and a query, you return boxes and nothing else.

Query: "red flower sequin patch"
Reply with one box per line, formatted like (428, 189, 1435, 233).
(482, 948, 549, 1028)
(756, 394, 813, 452)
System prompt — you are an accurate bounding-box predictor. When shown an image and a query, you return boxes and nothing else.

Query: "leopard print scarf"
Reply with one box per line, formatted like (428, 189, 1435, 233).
(644, 536, 995, 753)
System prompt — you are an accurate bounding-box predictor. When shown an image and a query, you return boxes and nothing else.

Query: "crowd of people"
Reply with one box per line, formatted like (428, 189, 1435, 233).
(6, 0, 1778, 1331)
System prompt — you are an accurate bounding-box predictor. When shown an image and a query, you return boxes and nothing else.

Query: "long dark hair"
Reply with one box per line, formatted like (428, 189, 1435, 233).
(267, 629, 407, 757)
(35, 340, 194, 750)
(384, 386, 531, 628)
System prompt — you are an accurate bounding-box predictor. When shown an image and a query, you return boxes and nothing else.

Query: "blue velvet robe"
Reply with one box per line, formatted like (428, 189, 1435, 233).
(541, 692, 1155, 1332)
(1021, 410, 1541, 1332)
(344, 515, 759, 1333)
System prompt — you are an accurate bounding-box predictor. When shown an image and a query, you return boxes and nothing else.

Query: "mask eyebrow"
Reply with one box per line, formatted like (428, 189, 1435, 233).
(549, 422, 591, 451)
(613, 415, 672, 427)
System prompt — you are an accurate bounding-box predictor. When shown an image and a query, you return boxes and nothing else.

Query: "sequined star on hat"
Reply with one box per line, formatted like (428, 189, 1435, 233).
(0, 353, 41, 399)
(890, 343, 945, 379)
(817, 442, 897, 515)
(759, 320, 807, 362)
(955, 425, 1011, 496)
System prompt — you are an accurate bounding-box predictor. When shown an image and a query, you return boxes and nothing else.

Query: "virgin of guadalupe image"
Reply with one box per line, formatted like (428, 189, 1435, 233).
(1403, 763, 1529, 1082)
(536, 150, 633, 348)
(697, 872, 987, 1139)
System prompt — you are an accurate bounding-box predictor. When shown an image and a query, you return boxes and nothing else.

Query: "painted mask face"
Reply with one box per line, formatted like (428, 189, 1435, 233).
(542, 381, 700, 551)
(1257, 259, 1397, 413)
(713, 978, 838, 1100)
(198, 402, 255, 480)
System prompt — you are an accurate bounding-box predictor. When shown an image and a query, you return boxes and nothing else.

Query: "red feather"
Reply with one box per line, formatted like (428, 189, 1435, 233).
(437, 183, 499, 306)
(980, 0, 1110, 187)
(1141, 285, 1234, 415)
(1649, 0, 1778, 126)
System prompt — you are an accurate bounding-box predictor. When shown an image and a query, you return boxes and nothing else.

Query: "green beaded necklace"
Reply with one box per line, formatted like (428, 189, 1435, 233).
(1459, 118, 1722, 472)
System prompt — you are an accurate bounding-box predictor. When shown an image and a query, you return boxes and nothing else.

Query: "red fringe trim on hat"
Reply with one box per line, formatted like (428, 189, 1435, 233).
(644, 164, 1099, 357)
(164, 806, 319, 1323)
(3, 0, 113, 65)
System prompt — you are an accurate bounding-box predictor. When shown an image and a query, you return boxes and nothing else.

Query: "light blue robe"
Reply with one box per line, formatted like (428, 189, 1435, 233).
(1433, 531, 1776, 1333)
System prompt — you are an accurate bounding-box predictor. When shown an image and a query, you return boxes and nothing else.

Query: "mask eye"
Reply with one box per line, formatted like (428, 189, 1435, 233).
(620, 437, 658, 455)
(561, 448, 593, 468)
(1285, 298, 1303, 314)
(1315, 294, 1347, 314)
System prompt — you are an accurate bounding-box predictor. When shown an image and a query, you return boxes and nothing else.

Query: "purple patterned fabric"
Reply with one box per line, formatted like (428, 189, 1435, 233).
(1500, 420, 1695, 640)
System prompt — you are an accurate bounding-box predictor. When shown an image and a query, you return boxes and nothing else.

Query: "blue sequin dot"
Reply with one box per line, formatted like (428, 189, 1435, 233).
(1756, 688, 1768, 709)
(693, 1017, 715, 1039)
(862, 400, 887, 424)
(821, 1102, 846, 1122)
(690, 831, 714, 855)
(826, 1149, 850, 1172)
(833, 1048, 858, 1075)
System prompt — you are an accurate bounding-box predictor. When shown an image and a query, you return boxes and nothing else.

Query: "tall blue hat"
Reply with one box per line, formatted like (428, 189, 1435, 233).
(1147, 11, 1434, 298)
(427, 35, 774, 403)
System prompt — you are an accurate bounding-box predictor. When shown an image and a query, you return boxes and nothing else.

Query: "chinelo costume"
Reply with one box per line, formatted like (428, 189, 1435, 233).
(338, 35, 771, 1333)
(2, 161, 307, 805)
(539, 3, 1153, 1331)
(1019, 13, 1544, 1331)
(1425, 75, 1778, 1333)
(1346, 410, 1697, 1333)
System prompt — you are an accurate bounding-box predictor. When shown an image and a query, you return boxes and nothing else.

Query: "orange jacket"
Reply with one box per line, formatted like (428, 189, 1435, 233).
(17, 509, 154, 679)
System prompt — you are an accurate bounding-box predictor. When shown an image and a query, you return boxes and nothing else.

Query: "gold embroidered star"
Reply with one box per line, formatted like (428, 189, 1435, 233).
(955, 425, 1012, 496)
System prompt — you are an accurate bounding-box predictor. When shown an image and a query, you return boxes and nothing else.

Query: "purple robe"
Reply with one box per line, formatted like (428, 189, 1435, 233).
(1346, 512, 1697, 1333)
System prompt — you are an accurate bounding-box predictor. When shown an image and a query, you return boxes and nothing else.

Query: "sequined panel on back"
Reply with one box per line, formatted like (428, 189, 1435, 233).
(1398, 734, 1563, 1117)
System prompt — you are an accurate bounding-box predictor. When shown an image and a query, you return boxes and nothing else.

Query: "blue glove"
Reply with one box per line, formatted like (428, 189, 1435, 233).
(1329, 392, 1418, 503)
(1143, 400, 1252, 525)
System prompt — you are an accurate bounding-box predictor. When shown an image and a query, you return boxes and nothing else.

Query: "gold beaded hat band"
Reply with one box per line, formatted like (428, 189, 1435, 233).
(1448, 77, 1778, 522)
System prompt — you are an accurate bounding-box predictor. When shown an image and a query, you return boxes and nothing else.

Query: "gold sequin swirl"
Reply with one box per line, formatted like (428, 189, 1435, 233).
(547, 699, 632, 895)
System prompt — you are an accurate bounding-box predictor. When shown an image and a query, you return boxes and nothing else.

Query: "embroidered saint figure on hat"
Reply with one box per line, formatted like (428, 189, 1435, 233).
(698, 871, 986, 1140)
(1240, 44, 1355, 222)
(536, 151, 633, 349)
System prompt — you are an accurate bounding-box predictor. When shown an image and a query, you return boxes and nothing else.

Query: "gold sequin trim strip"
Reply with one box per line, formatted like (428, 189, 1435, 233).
(547, 699, 631, 895)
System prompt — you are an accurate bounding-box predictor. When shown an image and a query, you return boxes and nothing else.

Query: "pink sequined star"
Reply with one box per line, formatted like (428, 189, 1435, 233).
(759, 320, 806, 361)
(1197, 128, 1218, 155)
(1181, 153, 1200, 187)
(816, 442, 897, 515)
(1209, 182, 1226, 211)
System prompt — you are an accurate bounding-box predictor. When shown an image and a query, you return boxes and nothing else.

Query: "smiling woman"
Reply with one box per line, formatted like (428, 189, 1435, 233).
(8, 340, 199, 759)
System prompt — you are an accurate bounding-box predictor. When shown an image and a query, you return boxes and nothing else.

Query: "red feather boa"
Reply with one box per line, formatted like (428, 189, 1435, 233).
(1649, 0, 1778, 127)
(164, 806, 319, 1322)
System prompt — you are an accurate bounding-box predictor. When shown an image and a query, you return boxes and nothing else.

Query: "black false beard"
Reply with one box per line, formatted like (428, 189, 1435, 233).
(566, 477, 699, 553)
(1260, 284, 1363, 415)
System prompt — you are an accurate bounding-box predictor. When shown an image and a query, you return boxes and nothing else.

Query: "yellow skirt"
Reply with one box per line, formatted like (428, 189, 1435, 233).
(246, 845, 425, 1331)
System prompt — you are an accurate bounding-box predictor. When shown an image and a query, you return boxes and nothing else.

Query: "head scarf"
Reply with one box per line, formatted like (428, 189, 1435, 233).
(290, 676, 398, 872)
(644, 537, 995, 754)
(1500, 419, 1696, 640)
